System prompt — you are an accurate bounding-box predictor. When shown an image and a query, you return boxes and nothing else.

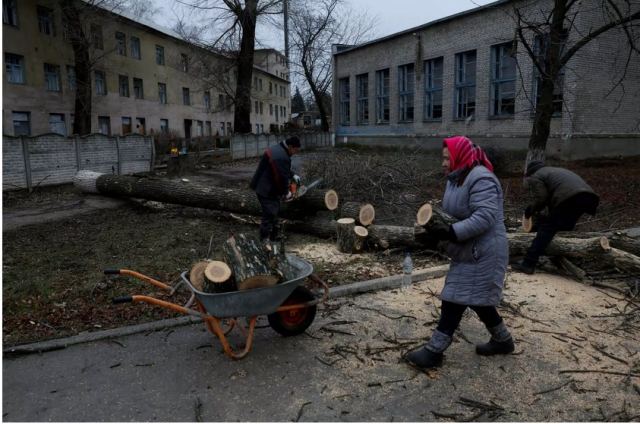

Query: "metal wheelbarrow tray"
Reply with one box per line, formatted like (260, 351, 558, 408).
(105, 254, 328, 360)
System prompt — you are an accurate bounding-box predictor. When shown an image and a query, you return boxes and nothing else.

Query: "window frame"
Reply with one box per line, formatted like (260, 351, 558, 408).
(158, 82, 167, 104)
(398, 63, 415, 123)
(118, 74, 130, 97)
(5, 53, 25, 84)
(115, 31, 126, 56)
(13, 111, 31, 136)
(95, 70, 107, 95)
(375, 68, 390, 124)
(121, 116, 132, 135)
(339, 77, 350, 125)
(532, 33, 565, 117)
(356, 73, 369, 125)
(48, 113, 66, 135)
(44, 63, 61, 92)
(490, 42, 517, 117)
(37, 5, 55, 36)
(130, 36, 141, 59)
(423, 57, 443, 121)
(3, 0, 19, 27)
(182, 87, 190, 106)
(155, 45, 165, 65)
(133, 77, 144, 99)
(98, 116, 111, 135)
(454, 50, 477, 120)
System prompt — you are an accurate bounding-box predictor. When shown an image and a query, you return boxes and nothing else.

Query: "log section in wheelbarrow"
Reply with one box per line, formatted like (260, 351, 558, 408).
(106, 255, 328, 360)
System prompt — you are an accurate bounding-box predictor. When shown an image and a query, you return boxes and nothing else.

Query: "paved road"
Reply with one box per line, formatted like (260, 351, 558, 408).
(4, 274, 639, 421)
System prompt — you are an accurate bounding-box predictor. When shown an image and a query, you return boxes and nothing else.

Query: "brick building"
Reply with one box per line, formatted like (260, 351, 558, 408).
(331, 0, 640, 159)
(3, 0, 291, 137)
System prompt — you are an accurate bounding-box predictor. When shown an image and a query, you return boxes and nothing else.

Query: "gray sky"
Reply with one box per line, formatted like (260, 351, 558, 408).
(153, 0, 496, 50)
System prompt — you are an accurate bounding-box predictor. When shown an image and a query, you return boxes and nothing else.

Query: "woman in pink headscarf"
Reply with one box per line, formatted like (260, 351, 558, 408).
(403, 136, 514, 370)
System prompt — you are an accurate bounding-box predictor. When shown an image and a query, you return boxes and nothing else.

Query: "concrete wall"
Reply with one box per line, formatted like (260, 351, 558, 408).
(2, 0, 290, 138)
(331, 0, 640, 159)
(2, 133, 153, 191)
(231, 133, 333, 160)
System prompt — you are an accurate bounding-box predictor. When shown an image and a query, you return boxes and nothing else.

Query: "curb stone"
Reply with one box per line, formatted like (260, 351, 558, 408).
(3, 265, 449, 356)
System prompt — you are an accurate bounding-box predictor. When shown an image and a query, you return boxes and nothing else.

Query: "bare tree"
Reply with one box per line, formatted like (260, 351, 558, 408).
(512, 0, 640, 164)
(175, 0, 283, 134)
(287, 0, 376, 131)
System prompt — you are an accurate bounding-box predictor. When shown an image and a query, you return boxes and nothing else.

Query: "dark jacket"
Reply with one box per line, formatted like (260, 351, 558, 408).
(441, 166, 508, 307)
(524, 166, 598, 213)
(250, 142, 292, 198)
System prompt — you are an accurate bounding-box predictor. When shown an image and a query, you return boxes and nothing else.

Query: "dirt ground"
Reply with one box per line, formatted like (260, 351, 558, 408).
(3, 149, 640, 347)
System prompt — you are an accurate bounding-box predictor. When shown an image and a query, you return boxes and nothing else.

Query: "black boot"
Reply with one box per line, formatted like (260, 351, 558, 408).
(511, 260, 535, 275)
(402, 329, 451, 370)
(403, 347, 443, 370)
(476, 322, 515, 356)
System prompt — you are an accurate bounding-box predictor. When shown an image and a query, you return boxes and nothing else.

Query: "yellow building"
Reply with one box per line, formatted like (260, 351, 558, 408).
(2, 0, 291, 137)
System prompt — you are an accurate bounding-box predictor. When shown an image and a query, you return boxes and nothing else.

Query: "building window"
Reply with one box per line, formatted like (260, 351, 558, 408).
(196, 120, 203, 136)
(424, 57, 443, 120)
(490, 43, 516, 117)
(227, 122, 232, 135)
(255, 100, 259, 114)
(260, 102, 263, 114)
(219, 122, 225, 136)
(269, 81, 273, 94)
(158, 83, 167, 104)
(67, 65, 76, 90)
(44, 63, 61, 92)
(339, 77, 350, 125)
(95, 70, 106, 95)
(37, 6, 55, 35)
(49, 113, 66, 135)
(13, 112, 31, 136)
(5, 53, 25, 84)
(269, 103, 273, 116)
(119, 75, 129, 97)
(356, 73, 369, 124)
(275, 105, 279, 122)
(98, 116, 111, 135)
(204, 91, 211, 111)
(375, 68, 389, 124)
(133, 77, 143, 99)
(226, 95, 233, 110)
(91, 24, 103, 49)
(160, 118, 169, 134)
(180, 53, 189, 72)
(398, 63, 414, 122)
(533, 34, 564, 116)
(259, 79, 263, 91)
(205, 121, 211, 136)
(130, 36, 141, 59)
(4, 0, 18, 26)
(121, 116, 132, 134)
(136, 117, 145, 134)
(115, 31, 126, 56)
(155, 45, 165, 65)
(218, 94, 225, 110)
(454, 50, 477, 119)
(182, 87, 190, 105)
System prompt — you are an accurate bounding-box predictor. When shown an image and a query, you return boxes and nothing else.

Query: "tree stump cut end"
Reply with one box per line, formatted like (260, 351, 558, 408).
(416, 203, 433, 226)
(324, 190, 339, 211)
(359, 204, 375, 226)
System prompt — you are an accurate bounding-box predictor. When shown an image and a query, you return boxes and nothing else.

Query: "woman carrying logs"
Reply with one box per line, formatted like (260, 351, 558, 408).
(403, 136, 515, 370)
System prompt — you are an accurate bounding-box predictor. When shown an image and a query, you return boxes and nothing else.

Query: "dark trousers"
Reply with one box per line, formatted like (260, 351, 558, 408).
(436, 300, 503, 337)
(524, 192, 599, 266)
(257, 194, 281, 241)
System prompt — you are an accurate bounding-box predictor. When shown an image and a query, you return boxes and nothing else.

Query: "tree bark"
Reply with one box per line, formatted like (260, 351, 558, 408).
(603, 247, 640, 273)
(233, 0, 258, 134)
(341, 201, 375, 226)
(507, 233, 609, 257)
(368, 225, 425, 249)
(336, 218, 356, 253)
(74, 171, 334, 218)
(221, 233, 279, 290)
(353, 225, 368, 253)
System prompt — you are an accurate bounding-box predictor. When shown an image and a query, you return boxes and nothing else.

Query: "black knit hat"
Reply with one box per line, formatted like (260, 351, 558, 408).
(285, 136, 301, 148)
(525, 160, 545, 176)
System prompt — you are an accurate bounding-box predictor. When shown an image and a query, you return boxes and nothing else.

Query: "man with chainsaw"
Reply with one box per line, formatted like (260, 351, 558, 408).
(250, 136, 302, 244)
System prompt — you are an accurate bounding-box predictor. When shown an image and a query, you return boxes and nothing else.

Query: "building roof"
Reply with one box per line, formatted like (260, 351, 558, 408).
(333, 0, 512, 56)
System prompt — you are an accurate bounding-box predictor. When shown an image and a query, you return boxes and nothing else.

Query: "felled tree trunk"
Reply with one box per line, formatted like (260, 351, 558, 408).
(367, 225, 425, 249)
(341, 202, 375, 226)
(560, 231, 640, 257)
(336, 218, 356, 253)
(507, 234, 610, 257)
(73, 171, 336, 219)
(416, 203, 456, 227)
(221, 233, 279, 290)
(603, 247, 640, 273)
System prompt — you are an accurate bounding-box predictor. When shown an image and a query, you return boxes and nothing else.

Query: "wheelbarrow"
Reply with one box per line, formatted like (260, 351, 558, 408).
(105, 255, 328, 360)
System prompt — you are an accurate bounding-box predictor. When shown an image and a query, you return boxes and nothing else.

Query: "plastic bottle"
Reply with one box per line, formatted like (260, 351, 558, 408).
(401, 250, 413, 293)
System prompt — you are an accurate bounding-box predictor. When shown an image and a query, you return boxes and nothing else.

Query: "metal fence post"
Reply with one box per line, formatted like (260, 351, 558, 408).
(21, 136, 33, 192)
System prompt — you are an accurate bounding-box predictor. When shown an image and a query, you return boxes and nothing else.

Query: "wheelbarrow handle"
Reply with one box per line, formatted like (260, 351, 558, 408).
(112, 296, 133, 304)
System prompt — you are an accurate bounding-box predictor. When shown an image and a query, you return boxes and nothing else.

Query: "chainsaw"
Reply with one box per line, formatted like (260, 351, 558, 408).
(286, 177, 322, 201)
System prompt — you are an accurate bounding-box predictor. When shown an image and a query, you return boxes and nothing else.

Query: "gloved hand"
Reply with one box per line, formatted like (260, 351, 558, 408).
(429, 221, 456, 241)
(524, 205, 534, 219)
(284, 191, 293, 201)
(292, 174, 301, 185)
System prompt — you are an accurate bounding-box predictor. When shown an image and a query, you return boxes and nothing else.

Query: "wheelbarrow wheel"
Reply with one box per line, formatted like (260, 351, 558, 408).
(268, 286, 316, 337)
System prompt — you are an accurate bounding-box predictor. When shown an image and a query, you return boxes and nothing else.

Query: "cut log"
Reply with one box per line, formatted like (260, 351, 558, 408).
(189, 261, 209, 292)
(507, 234, 610, 257)
(522, 214, 533, 233)
(341, 202, 375, 226)
(552, 257, 587, 282)
(336, 218, 356, 253)
(603, 247, 640, 273)
(559, 231, 640, 257)
(73, 171, 336, 219)
(203, 261, 236, 293)
(416, 204, 432, 226)
(416, 203, 457, 228)
(353, 226, 369, 253)
(368, 225, 425, 249)
(221, 233, 279, 290)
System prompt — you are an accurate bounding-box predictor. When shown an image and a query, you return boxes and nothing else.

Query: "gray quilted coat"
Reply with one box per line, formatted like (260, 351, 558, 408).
(441, 165, 508, 306)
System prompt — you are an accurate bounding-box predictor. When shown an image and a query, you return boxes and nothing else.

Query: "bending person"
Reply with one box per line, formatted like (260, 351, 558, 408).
(404, 136, 514, 370)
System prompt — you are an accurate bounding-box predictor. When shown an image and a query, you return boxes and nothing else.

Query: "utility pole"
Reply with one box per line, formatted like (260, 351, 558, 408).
(283, 0, 289, 68)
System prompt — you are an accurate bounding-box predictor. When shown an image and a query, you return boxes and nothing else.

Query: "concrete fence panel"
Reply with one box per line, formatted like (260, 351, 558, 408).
(2, 133, 153, 191)
(231, 132, 333, 160)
